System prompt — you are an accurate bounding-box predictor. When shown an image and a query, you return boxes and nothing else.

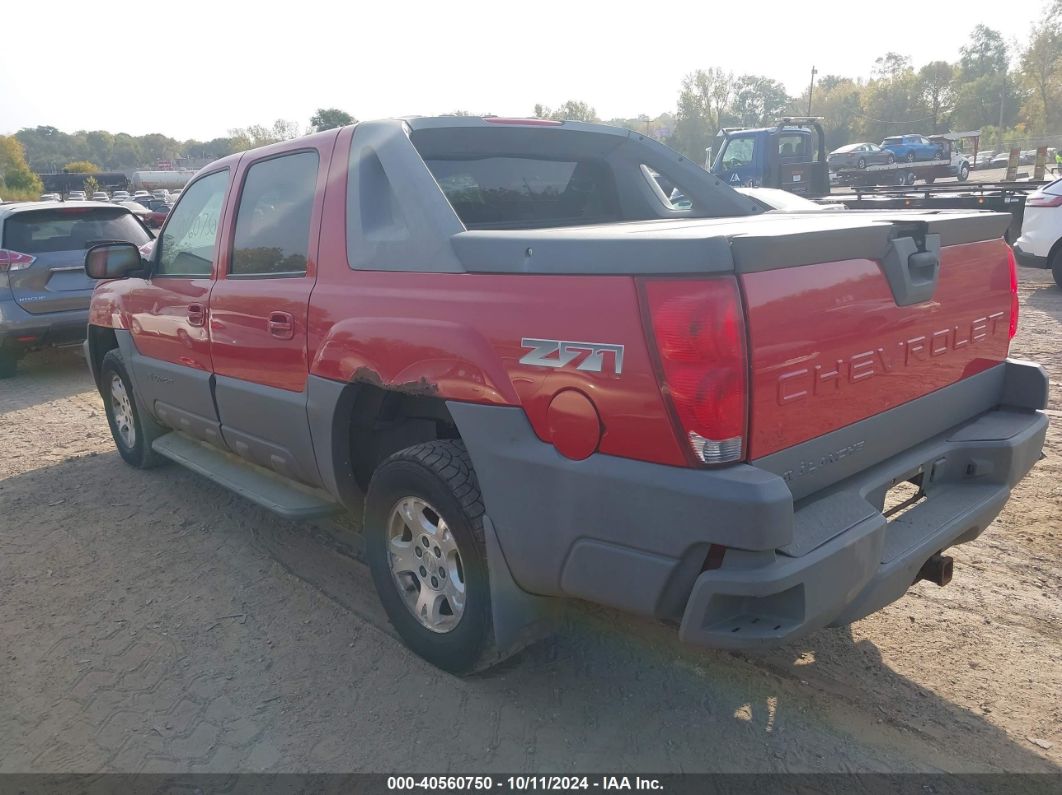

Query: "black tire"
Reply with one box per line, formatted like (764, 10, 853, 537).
(364, 440, 496, 674)
(886, 153, 895, 164)
(0, 348, 17, 379)
(100, 349, 166, 468)
(856, 157, 865, 169)
(959, 163, 970, 182)
(1052, 250, 1062, 290)
(905, 152, 915, 163)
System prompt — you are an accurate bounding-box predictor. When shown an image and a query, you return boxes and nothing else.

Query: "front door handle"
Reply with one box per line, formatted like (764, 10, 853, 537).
(187, 303, 206, 327)
(268, 311, 295, 340)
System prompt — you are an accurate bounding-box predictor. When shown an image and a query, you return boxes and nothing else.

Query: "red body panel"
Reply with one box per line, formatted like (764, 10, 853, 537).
(306, 271, 687, 466)
(742, 240, 1013, 459)
(123, 277, 215, 372)
(207, 134, 334, 392)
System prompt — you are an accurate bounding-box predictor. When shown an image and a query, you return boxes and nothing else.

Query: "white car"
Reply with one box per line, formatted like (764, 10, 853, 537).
(735, 187, 846, 212)
(1013, 177, 1062, 288)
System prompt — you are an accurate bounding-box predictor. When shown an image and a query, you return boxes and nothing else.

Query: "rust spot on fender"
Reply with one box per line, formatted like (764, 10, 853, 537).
(351, 367, 439, 396)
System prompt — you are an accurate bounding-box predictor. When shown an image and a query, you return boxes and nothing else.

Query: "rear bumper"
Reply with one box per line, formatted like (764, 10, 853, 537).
(449, 359, 1049, 651)
(0, 299, 89, 348)
(1012, 241, 1049, 269)
(679, 405, 1046, 648)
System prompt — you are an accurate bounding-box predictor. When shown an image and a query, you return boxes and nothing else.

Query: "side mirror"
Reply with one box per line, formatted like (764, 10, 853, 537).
(85, 242, 143, 280)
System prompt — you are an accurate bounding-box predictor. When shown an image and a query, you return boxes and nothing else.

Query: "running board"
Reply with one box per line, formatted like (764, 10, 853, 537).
(151, 432, 340, 520)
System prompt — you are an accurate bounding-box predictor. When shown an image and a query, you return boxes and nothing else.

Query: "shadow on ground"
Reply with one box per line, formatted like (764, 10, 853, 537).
(1, 451, 1056, 773)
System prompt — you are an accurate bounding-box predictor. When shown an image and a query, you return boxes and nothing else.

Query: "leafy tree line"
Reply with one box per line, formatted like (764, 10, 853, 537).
(12, 108, 359, 176)
(666, 3, 1061, 160)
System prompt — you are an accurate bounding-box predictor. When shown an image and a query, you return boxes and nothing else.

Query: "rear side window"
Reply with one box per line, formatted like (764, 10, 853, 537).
(230, 151, 318, 276)
(157, 170, 229, 277)
(423, 156, 619, 229)
(3, 208, 150, 254)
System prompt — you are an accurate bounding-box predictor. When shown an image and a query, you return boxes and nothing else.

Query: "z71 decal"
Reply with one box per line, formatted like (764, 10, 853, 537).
(519, 338, 625, 375)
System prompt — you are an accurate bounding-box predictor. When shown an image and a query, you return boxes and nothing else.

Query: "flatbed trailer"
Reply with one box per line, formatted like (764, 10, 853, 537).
(832, 157, 957, 187)
(822, 182, 1045, 242)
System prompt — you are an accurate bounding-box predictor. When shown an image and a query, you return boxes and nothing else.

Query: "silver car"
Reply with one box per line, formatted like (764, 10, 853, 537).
(0, 202, 152, 377)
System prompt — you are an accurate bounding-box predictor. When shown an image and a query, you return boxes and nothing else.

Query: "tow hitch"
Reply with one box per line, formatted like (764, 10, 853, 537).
(917, 552, 954, 586)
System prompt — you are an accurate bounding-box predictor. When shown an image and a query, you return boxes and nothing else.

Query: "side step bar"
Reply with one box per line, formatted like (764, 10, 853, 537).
(152, 432, 340, 520)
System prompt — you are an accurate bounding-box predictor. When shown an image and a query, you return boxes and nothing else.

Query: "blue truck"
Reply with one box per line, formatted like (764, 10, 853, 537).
(709, 120, 975, 192)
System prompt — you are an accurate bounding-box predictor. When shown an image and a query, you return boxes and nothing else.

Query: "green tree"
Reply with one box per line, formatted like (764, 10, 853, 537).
(0, 135, 44, 199)
(1020, 0, 1062, 133)
(63, 160, 100, 173)
(855, 53, 924, 142)
(309, 108, 356, 131)
(917, 61, 955, 132)
(730, 75, 791, 127)
(82, 176, 100, 196)
(533, 100, 598, 121)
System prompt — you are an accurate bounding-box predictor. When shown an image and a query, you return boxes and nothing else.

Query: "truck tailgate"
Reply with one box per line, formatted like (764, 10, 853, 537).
(739, 213, 1014, 464)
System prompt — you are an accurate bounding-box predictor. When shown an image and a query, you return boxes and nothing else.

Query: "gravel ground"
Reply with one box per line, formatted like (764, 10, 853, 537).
(0, 269, 1059, 774)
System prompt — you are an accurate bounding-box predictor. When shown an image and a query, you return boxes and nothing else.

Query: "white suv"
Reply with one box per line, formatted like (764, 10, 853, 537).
(1014, 178, 1062, 288)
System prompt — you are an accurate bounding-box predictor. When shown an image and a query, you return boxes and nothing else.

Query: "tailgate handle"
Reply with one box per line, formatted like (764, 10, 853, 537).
(881, 233, 941, 306)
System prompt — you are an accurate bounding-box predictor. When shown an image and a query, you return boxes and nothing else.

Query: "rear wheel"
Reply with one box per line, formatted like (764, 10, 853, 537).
(1052, 249, 1062, 289)
(959, 163, 970, 182)
(905, 152, 916, 163)
(886, 153, 895, 164)
(857, 157, 866, 169)
(364, 440, 496, 674)
(100, 349, 165, 468)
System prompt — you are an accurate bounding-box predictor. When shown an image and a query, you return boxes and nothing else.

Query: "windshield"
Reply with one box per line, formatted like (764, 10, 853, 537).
(716, 136, 756, 168)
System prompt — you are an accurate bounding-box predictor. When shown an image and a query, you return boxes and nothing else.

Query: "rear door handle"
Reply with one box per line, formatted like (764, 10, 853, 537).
(268, 311, 295, 340)
(187, 303, 206, 327)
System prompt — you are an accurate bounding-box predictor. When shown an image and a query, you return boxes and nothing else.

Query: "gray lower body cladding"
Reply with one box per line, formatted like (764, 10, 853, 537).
(449, 359, 1049, 650)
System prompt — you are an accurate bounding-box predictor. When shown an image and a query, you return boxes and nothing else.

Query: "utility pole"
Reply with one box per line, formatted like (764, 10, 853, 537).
(997, 70, 1006, 153)
(807, 66, 817, 115)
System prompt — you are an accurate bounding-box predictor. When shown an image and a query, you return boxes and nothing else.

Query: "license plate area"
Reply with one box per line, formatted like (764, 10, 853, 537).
(883, 469, 927, 520)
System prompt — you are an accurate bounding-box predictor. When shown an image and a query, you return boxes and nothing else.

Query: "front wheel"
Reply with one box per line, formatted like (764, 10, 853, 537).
(364, 440, 496, 674)
(100, 349, 165, 468)
(905, 152, 916, 163)
(959, 163, 970, 181)
(886, 154, 895, 164)
(1052, 250, 1062, 289)
(857, 157, 866, 169)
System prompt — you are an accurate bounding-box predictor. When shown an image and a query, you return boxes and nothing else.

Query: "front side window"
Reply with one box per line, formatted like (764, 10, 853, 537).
(156, 170, 228, 277)
(230, 151, 319, 276)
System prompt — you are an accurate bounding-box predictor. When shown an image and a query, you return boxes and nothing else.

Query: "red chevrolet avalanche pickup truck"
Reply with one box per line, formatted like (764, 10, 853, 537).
(83, 117, 1049, 673)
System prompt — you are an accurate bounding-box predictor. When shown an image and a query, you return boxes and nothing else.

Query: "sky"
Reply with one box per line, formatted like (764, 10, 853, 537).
(0, 0, 1051, 141)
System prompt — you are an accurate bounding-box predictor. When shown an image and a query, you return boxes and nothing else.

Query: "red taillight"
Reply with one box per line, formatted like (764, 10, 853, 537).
(1008, 247, 1019, 340)
(1025, 193, 1062, 207)
(640, 278, 748, 465)
(0, 249, 36, 272)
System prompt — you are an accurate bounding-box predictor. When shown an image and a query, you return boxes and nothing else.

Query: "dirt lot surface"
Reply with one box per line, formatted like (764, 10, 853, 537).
(0, 270, 1059, 775)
